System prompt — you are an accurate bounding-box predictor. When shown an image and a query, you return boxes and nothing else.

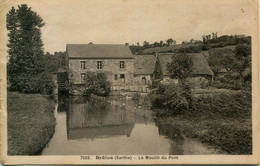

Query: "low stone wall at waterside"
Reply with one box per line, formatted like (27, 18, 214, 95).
(111, 85, 151, 93)
(69, 84, 151, 96)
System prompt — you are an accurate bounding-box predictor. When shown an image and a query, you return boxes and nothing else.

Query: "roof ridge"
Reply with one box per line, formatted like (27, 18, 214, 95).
(67, 44, 133, 58)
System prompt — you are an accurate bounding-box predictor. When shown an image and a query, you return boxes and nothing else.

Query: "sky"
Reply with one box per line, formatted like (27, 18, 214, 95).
(0, 0, 257, 53)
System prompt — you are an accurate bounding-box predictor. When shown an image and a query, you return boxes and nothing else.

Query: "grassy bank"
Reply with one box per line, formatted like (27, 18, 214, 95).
(154, 91, 252, 154)
(7, 92, 56, 155)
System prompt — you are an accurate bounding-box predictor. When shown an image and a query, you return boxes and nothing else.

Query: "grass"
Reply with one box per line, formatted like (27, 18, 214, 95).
(7, 91, 56, 155)
(154, 91, 252, 154)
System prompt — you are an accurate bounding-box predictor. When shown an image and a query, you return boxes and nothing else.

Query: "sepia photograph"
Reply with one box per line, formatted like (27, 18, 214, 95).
(0, 0, 259, 164)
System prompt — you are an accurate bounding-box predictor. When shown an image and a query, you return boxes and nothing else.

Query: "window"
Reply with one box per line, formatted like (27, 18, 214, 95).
(120, 74, 125, 83)
(114, 74, 118, 80)
(142, 77, 146, 85)
(120, 74, 125, 79)
(120, 61, 125, 69)
(80, 61, 86, 69)
(97, 61, 103, 69)
(80, 73, 86, 83)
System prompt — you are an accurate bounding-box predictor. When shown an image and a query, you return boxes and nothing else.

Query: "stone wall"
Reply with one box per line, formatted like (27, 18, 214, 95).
(133, 75, 152, 86)
(68, 58, 134, 86)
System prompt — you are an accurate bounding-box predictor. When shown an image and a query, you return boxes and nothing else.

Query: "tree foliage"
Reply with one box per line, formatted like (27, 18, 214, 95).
(6, 5, 53, 94)
(84, 72, 111, 96)
(153, 57, 163, 80)
(167, 53, 193, 81)
(166, 38, 174, 46)
(43, 51, 66, 74)
(208, 45, 251, 81)
(150, 83, 193, 114)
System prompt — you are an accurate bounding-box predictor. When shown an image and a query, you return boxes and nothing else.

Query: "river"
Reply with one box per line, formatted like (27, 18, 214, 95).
(42, 94, 219, 155)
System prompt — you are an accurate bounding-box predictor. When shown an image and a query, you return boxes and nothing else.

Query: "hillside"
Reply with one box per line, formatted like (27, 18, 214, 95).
(140, 43, 237, 55)
(136, 36, 250, 55)
(141, 43, 202, 54)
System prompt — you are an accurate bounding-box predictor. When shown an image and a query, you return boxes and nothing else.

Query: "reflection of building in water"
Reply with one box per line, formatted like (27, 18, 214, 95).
(68, 124, 134, 140)
(66, 97, 135, 140)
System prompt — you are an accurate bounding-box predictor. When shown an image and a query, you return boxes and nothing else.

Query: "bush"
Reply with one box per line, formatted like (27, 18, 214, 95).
(177, 46, 201, 53)
(201, 44, 210, 50)
(211, 75, 242, 90)
(8, 72, 55, 94)
(191, 91, 251, 118)
(84, 72, 111, 96)
(132, 92, 141, 100)
(151, 83, 193, 115)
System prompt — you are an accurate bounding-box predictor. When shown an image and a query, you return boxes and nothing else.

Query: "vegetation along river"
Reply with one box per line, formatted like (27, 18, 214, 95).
(42, 94, 220, 155)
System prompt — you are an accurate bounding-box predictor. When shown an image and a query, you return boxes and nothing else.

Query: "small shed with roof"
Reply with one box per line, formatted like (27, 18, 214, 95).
(133, 54, 156, 85)
(155, 53, 214, 86)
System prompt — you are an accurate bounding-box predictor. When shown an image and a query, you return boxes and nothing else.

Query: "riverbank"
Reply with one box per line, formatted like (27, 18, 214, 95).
(154, 91, 252, 154)
(7, 91, 56, 155)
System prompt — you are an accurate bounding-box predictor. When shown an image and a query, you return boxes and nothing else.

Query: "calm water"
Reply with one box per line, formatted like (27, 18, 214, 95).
(42, 95, 219, 155)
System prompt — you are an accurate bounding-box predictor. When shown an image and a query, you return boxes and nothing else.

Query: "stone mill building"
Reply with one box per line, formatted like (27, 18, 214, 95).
(65, 43, 214, 94)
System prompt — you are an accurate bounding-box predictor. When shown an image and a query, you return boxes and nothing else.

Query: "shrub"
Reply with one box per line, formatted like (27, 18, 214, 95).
(132, 92, 141, 100)
(8, 72, 54, 94)
(151, 82, 193, 115)
(201, 44, 210, 50)
(84, 72, 111, 96)
(191, 91, 251, 118)
(150, 93, 165, 108)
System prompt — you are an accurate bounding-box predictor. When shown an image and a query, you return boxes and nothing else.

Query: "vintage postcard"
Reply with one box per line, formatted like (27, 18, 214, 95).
(0, 0, 259, 164)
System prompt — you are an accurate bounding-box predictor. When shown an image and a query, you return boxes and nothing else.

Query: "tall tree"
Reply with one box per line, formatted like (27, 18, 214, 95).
(6, 7, 18, 88)
(153, 41, 159, 47)
(159, 40, 164, 47)
(143, 41, 149, 47)
(154, 56, 163, 80)
(7, 4, 46, 93)
(166, 38, 174, 46)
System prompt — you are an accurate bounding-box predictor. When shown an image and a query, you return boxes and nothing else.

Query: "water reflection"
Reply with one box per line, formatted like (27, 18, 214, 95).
(57, 94, 69, 113)
(157, 124, 184, 155)
(42, 94, 219, 155)
(67, 97, 135, 140)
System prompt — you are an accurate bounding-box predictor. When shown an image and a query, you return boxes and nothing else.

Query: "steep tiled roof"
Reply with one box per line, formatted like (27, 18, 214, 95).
(67, 44, 133, 59)
(158, 53, 214, 76)
(134, 55, 156, 75)
(192, 53, 214, 76)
